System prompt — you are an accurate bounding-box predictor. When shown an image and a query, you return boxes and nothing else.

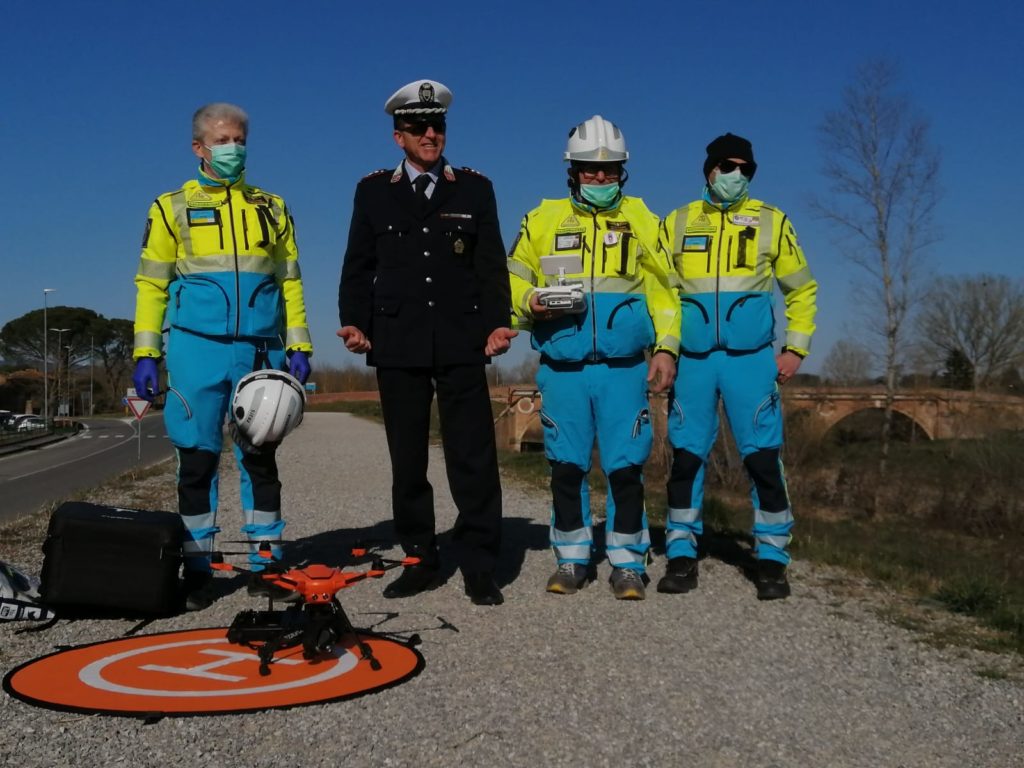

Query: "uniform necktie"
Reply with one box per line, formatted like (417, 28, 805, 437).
(414, 174, 431, 204)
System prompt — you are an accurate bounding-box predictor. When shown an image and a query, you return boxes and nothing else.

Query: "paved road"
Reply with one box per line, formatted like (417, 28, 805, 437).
(0, 414, 173, 524)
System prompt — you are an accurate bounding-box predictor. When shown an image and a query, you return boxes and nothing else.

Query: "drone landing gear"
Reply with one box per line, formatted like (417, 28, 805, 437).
(226, 598, 381, 676)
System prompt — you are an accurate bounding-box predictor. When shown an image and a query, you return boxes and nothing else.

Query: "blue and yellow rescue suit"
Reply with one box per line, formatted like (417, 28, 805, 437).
(509, 196, 680, 572)
(661, 194, 816, 564)
(133, 169, 313, 572)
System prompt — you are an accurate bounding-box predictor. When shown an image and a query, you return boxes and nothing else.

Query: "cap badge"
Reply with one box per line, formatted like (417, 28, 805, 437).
(419, 82, 435, 103)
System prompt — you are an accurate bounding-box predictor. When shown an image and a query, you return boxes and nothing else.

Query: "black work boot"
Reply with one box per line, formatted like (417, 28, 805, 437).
(755, 559, 791, 601)
(657, 556, 699, 594)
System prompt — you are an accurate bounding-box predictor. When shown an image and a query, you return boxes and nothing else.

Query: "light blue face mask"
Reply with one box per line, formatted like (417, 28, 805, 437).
(580, 182, 621, 209)
(709, 169, 749, 205)
(206, 142, 247, 179)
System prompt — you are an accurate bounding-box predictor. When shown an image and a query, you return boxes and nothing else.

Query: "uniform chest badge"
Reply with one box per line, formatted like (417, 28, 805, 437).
(560, 214, 581, 228)
(687, 212, 715, 233)
(607, 221, 631, 232)
(454, 238, 465, 254)
(604, 231, 619, 246)
(186, 190, 219, 209)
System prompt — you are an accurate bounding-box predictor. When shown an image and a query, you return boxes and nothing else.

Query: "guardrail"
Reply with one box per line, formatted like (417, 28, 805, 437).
(0, 421, 81, 447)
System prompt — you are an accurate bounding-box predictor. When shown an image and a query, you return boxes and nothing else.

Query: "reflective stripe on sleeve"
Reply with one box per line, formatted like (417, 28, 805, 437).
(777, 266, 814, 293)
(507, 259, 537, 285)
(136, 257, 176, 280)
(276, 260, 302, 280)
(285, 326, 312, 348)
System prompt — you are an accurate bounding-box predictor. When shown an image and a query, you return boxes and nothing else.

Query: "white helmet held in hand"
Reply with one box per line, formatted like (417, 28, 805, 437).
(564, 115, 629, 163)
(232, 370, 306, 447)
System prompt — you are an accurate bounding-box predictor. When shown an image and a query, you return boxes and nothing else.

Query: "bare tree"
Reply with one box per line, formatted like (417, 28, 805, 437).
(821, 339, 874, 386)
(814, 59, 941, 489)
(916, 274, 1024, 390)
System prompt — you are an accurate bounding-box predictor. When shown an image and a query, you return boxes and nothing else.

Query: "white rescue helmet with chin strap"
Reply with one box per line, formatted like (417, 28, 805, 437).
(564, 115, 629, 163)
(232, 370, 306, 447)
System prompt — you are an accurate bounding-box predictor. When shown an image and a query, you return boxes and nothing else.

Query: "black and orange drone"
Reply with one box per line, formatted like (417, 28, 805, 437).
(209, 543, 421, 676)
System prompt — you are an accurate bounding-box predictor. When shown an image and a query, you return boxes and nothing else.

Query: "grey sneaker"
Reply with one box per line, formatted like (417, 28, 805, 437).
(609, 567, 647, 600)
(546, 563, 589, 595)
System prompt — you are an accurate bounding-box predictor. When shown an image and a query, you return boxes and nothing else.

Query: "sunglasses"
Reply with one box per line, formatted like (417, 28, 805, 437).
(399, 120, 447, 136)
(576, 164, 622, 182)
(717, 159, 755, 177)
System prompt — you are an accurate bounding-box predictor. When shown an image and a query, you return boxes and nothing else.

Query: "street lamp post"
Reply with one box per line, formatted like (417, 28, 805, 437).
(49, 328, 71, 417)
(90, 334, 95, 416)
(65, 345, 74, 417)
(42, 288, 56, 422)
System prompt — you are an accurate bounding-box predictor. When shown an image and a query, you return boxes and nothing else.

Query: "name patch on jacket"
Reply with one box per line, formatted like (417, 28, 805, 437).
(187, 209, 218, 226)
(607, 221, 632, 232)
(186, 190, 220, 209)
(555, 232, 583, 251)
(731, 214, 760, 227)
(683, 235, 710, 251)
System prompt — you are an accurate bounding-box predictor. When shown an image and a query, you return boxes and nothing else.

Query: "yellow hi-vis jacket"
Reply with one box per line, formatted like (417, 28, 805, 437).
(507, 196, 680, 362)
(133, 170, 313, 359)
(661, 196, 817, 356)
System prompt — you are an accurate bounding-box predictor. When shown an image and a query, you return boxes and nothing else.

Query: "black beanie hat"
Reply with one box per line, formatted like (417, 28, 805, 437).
(703, 132, 757, 180)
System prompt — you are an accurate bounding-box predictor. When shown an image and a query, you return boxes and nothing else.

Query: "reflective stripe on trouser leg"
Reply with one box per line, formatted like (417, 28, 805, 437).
(242, 509, 285, 570)
(181, 511, 219, 574)
(752, 508, 794, 564)
(549, 461, 591, 564)
(666, 448, 705, 560)
(605, 464, 649, 570)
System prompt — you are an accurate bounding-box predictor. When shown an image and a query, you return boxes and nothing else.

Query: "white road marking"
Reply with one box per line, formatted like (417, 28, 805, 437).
(5, 420, 167, 482)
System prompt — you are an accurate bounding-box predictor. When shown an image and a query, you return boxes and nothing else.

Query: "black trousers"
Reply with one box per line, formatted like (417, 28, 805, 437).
(376, 364, 502, 573)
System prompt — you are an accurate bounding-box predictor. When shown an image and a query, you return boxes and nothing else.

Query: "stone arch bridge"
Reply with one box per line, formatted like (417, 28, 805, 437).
(494, 386, 1024, 451)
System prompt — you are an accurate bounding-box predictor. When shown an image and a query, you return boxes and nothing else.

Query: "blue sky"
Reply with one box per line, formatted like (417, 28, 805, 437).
(2, 0, 1022, 375)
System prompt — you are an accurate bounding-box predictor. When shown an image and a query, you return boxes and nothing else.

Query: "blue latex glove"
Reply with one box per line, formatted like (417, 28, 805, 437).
(288, 350, 311, 384)
(132, 358, 160, 401)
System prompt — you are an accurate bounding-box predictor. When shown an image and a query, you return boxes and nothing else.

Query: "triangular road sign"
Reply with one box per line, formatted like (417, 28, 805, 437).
(126, 396, 152, 420)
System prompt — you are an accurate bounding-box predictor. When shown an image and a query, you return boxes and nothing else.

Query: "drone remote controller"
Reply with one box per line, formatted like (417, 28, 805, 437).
(534, 268, 585, 314)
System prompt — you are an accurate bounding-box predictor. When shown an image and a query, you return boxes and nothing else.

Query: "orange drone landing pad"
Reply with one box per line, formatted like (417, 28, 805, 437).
(3, 627, 423, 717)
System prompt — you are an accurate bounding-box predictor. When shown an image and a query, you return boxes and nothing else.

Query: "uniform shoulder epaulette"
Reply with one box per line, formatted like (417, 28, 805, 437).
(459, 166, 489, 179)
(361, 168, 390, 180)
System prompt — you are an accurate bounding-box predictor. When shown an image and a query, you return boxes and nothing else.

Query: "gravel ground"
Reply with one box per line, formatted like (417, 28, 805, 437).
(1, 412, 1022, 767)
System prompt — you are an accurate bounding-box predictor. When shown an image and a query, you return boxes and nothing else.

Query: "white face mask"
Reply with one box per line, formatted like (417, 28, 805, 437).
(710, 169, 749, 204)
